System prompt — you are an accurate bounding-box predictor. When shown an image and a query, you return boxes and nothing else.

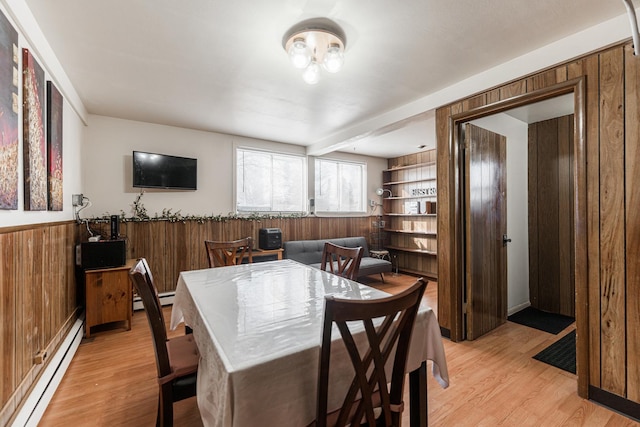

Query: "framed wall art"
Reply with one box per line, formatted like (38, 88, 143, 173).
(22, 48, 46, 211)
(0, 10, 19, 210)
(47, 81, 63, 211)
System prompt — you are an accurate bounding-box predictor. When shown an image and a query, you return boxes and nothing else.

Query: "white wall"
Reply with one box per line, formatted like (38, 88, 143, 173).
(82, 114, 388, 219)
(470, 114, 530, 312)
(0, 2, 84, 228)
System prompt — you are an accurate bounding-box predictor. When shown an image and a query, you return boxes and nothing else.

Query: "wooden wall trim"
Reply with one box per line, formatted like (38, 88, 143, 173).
(589, 386, 640, 421)
(0, 220, 77, 235)
(624, 43, 640, 403)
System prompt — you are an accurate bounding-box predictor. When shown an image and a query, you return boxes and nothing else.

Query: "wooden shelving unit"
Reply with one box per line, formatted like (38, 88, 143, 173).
(385, 213, 436, 217)
(383, 229, 436, 236)
(381, 150, 438, 280)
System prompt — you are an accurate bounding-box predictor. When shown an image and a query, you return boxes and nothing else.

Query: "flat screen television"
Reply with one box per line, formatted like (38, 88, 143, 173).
(132, 151, 197, 190)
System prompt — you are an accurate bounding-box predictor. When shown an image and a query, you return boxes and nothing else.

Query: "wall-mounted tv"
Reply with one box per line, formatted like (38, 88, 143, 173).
(132, 151, 197, 190)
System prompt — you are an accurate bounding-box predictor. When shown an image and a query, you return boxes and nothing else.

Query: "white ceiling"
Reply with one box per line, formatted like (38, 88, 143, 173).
(22, 0, 626, 158)
(505, 94, 575, 124)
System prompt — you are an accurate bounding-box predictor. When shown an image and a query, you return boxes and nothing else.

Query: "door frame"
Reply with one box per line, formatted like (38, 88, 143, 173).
(444, 77, 588, 396)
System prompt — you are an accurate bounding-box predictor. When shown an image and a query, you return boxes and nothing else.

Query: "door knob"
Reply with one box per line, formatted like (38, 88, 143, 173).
(502, 234, 512, 246)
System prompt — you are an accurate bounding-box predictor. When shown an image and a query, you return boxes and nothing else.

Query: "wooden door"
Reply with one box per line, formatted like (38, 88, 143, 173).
(464, 123, 507, 340)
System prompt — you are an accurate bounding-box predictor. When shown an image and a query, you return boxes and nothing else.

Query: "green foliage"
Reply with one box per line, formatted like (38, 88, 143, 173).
(90, 191, 304, 224)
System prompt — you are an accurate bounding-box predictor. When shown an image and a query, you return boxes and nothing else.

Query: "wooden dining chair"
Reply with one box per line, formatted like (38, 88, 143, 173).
(204, 237, 253, 267)
(320, 242, 364, 281)
(129, 258, 199, 427)
(311, 278, 428, 427)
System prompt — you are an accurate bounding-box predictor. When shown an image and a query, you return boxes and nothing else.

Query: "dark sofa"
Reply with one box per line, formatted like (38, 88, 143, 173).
(282, 236, 392, 281)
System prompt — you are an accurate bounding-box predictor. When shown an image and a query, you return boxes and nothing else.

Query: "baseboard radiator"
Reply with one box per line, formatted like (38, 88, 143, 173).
(11, 292, 175, 426)
(134, 291, 175, 310)
(10, 316, 84, 427)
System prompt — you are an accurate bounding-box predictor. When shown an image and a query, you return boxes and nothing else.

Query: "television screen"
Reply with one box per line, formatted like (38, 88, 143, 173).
(133, 151, 197, 190)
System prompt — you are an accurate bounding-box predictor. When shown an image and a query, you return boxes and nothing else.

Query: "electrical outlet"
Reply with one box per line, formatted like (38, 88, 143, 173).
(369, 199, 376, 207)
(72, 194, 83, 206)
(34, 349, 47, 365)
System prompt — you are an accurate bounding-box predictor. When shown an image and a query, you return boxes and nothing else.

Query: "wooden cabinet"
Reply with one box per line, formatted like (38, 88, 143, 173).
(382, 149, 437, 279)
(84, 259, 135, 337)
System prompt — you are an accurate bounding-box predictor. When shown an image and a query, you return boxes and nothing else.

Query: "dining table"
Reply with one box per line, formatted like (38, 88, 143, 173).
(170, 259, 449, 427)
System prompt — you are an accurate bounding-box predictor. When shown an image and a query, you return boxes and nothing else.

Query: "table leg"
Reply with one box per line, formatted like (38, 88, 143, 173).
(409, 361, 428, 427)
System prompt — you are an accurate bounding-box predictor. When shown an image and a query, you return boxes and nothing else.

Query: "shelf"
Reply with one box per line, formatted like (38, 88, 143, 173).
(383, 178, 436, 185)
(384, 213, 436, 217)
(386, 245, 437, 256)
(384, 195, 436, 200)
(384, 229, 436, 236)
(383, 161, 436, 173)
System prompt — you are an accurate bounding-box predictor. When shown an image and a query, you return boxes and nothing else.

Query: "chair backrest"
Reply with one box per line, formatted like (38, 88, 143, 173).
(320, 242, 364, 281)
(129, 258, 172, 379)
(204, 237, 253, 268)
(315, 278, 427, 427)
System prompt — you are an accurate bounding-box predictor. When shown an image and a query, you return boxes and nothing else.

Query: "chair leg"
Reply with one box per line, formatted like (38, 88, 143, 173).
(159, 385, 174, 427)
(156, 394, 162, 427)
(380, 273, 385, 283)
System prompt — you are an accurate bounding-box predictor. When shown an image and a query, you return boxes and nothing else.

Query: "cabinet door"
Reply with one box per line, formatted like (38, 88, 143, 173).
(85, 269, 130, 327)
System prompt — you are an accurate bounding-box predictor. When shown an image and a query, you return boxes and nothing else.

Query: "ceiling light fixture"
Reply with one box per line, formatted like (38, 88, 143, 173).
(282, 18, 346, 85)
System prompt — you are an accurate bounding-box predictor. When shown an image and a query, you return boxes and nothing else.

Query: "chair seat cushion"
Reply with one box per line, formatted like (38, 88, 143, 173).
(167, 334, 199, 378)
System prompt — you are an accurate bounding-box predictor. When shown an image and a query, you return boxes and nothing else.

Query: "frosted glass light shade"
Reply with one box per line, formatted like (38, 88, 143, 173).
(288, 38, 311, 69)
(302, 61, 320, 85)
(322, 43, 344, 73)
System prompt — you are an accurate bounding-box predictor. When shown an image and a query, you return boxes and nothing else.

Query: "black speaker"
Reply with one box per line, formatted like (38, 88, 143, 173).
(76, 240, 126, 270)
(110, 215, 119, 240)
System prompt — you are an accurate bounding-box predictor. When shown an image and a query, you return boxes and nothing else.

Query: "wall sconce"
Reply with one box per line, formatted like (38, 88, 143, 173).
(376, 188, 392, 198)
(282, 18, 346, 84)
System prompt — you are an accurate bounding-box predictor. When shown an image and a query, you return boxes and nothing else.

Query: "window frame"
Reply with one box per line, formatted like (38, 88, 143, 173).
(313, 157, 368, 215)
(235, 147, 308, 214)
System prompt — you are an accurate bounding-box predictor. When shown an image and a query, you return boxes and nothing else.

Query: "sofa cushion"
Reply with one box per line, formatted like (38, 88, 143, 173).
(283, 237, 391, 279)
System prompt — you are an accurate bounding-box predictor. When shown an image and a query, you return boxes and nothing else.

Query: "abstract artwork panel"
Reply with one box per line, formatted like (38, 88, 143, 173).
(47, 81, 63, 211)
(0, 11, 19, 210)
(23, 48, 46, 211)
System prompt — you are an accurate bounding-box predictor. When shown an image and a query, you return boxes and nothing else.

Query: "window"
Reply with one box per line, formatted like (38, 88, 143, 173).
(236, 148, 307, 213)
(314, 158, 367, 213)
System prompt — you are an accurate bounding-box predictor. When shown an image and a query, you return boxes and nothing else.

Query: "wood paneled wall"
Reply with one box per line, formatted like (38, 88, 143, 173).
(83, 216, 375, 294)
(0, 222, 79, 426)
(436, 41, 640, 407)
(0, 216, 372, 423)
(528, 115, 575, 317)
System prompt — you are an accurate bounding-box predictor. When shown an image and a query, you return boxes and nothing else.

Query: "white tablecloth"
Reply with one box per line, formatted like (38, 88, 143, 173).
(170, 259, 448, 427)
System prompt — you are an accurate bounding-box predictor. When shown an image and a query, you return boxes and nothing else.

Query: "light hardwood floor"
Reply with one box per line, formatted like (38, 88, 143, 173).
(39, 274, 639, 426)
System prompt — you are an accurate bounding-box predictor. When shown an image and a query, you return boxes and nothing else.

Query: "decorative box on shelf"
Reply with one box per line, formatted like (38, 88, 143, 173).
(404, 201, 420, 214)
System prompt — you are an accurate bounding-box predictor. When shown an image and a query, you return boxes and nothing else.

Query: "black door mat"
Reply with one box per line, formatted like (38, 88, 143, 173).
(533, 330, 576, 374)
(508, 306, 574, 334)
